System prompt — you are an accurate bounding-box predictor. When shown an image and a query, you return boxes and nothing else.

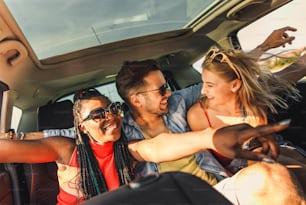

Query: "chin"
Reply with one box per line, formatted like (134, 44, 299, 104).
(160, 107, 169, 114)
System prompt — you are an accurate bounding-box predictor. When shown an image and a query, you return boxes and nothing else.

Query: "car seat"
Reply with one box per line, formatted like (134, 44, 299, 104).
(82, 171, 232, 205)
(23, 100, 74, 205)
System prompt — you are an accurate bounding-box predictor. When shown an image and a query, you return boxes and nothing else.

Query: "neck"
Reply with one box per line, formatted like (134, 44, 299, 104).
(131, 110, 168, 138)
(207, 99, 243, 116)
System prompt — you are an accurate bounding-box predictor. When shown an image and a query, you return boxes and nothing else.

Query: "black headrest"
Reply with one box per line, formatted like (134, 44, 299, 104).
(37, 100, 74, 131)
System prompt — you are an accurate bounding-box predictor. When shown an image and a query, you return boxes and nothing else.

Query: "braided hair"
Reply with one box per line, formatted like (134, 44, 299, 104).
(73, 88, 134, 200)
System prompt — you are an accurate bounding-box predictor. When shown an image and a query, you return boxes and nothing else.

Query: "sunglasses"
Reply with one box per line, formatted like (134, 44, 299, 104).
(204, 48, 241, 79)
(136, 84, 168, 96)
(73, 88, 102, 102)
(82, 102, 122, 122)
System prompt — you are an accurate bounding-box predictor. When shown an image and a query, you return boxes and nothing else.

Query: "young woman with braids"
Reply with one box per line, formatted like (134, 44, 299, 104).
(0, 87, 296, 204)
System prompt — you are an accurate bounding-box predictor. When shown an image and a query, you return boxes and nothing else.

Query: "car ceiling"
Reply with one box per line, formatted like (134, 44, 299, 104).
(0, 0, 292, 111)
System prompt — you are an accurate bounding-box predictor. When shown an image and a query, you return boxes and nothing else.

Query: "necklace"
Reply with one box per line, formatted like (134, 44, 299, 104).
(241, 105, 247, 122)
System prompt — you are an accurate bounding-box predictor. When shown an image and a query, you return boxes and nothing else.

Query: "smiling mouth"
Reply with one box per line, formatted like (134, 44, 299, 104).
(102, 120, 119, 131)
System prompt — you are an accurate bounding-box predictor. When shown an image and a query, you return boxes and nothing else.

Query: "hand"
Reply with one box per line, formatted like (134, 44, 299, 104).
(258, 26, 297, 51)
(212, 120, 291, 161)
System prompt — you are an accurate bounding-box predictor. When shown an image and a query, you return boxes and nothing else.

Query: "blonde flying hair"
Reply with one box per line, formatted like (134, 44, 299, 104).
(202, 47, 300, 123)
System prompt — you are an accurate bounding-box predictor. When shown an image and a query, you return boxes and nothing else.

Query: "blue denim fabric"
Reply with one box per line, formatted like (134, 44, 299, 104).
(122, 83, 228, 179)
(43, 129, 76, 139)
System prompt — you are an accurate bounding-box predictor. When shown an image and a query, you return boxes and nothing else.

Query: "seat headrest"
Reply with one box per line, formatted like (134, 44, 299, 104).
(37, 100, 74, 131)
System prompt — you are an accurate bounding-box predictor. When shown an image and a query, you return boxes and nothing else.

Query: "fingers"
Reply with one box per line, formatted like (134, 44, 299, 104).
(237, 119, 290, 143)
(213, 120, 289, 161)
(267, 139, 279, 159)
(279, 26, 297, 46)
(280, 26, 297, 32)
(235, 149, 275, 162)
(246, 120, 290, 159)
(255, 119, 291, 134)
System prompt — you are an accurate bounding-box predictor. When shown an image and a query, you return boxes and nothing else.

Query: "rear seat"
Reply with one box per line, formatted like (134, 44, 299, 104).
(23, 100, 74, 205)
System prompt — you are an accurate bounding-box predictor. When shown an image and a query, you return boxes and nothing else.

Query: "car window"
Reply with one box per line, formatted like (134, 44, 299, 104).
(11, 107, 22, 131)
(238, 0, 305, 54)
(5, 0, 218, 60)
(193, 0, 306, 74)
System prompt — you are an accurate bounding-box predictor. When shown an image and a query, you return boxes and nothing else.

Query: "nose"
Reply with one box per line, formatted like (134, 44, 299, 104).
(201, 86, 206, 96)
(164, 88, 171, 97)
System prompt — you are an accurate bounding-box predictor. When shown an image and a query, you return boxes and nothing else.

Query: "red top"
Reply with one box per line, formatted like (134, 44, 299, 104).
(199, 101, 232, 167)
(56, 141, 120, 205)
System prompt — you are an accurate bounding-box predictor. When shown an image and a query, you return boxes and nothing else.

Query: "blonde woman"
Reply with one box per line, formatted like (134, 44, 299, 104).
(187, 47, 306, 195)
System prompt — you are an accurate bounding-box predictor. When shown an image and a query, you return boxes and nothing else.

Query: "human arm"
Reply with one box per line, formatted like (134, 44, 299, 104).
(0, 129, 76, 140)
(0, 136, 74, 164)
(128, 120, 289, 163)
(0, 131, 44, 140)
(272, 51, 306, 82)
(248, 26, 297, 59)
(246, 26, 306, 82)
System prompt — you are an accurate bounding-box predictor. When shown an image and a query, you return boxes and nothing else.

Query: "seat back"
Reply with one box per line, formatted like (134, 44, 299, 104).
(24, 100, 74, 205)
(37, 100, 74, 131)
(83, 171, 231, 205)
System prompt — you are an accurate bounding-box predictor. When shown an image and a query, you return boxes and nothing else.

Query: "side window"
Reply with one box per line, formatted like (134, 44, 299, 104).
(11, 107, 22, 131)
(193, 0, 306, 74)
(238, 0, 305, 54)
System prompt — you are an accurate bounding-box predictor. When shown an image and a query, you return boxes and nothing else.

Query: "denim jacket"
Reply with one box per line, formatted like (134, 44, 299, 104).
(122, 83, 228, 179)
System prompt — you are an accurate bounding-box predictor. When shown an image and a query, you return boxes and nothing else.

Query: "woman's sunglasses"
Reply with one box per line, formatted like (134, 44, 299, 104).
(204, 48, 241, 79)
(82, 102, 122, 122)
(136, 84, 168, 96)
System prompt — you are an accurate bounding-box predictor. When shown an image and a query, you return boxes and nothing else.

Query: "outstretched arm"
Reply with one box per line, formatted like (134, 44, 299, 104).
(249, 26, 297, 59)
(246, 26, 305, 82)
(272, 51, 306, 82)
(0, 129, 76, 140)
(128, 120, 290, 163)
(0, 136, 74, 164)
(0, 131, 44, 140)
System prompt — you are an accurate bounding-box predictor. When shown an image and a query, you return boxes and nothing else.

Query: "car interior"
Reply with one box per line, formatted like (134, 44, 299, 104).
(0, 0, 304, 204)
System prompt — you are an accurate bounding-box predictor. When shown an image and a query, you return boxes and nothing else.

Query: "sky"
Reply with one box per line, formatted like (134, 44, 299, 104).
(238, 0, 305, 54)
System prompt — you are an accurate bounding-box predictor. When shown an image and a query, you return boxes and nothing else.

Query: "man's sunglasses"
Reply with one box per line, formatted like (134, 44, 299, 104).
(204, 48, 241, 79)
(136, 84, 169, 96)
(73, 88, 102, 102)
(82, 102, 122, 122)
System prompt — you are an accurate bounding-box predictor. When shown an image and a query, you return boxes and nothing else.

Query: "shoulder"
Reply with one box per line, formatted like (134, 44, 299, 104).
(187, 101, 202, 119)
(187, 101, 209, 131)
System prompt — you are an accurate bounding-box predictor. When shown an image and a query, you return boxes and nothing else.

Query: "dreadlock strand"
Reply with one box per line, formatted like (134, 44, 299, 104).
(73, 99, 109, 200)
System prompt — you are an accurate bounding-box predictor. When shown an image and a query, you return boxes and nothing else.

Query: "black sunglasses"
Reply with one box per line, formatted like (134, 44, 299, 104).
(73, 88, 102, 102)
(136, 84, 168, 96)
(82, 102, 122, 122)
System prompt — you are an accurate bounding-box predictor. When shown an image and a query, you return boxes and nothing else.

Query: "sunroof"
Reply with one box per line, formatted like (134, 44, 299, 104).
(5, 0, 217, 60)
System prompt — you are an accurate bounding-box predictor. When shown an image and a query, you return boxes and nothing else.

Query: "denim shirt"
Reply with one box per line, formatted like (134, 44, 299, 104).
(122, 83, 228, 179)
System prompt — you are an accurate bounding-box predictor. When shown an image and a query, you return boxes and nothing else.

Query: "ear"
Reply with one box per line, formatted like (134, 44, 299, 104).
(231, 79, 242, 93)
(78, 123, 87, 134)
(129, 94, 142, 108)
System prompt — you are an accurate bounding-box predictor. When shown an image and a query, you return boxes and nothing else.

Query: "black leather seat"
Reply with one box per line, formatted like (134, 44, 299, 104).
(24, 100, 74, 205)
